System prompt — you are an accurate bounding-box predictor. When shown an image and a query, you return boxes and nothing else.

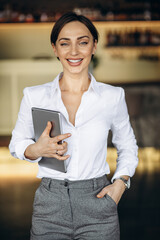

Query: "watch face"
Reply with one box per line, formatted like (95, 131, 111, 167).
(127, 179, 130, 189)
(120, 177, 130, 189)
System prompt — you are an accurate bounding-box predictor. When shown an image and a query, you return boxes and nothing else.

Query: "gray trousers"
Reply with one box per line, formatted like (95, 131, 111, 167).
(30, 175, 120, 240)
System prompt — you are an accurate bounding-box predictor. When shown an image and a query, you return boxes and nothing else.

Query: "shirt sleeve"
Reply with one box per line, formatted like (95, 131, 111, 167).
(111, 88, 138, 182)
(9, 88, 42, 163)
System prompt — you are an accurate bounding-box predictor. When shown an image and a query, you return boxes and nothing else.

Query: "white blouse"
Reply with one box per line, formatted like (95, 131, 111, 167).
(9, 73, 138, 182)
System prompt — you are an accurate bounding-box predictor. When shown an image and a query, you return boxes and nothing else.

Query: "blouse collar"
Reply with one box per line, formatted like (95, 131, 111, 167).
(51, 72, 101, 96)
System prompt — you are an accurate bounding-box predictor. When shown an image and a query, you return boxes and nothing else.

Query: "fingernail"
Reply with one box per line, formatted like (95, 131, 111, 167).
(97, 195, 101, 198)
(68, 133, 71, 136)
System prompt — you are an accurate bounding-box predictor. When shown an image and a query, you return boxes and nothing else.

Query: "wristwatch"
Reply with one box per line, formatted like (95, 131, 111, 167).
(114, 177, 130, 190)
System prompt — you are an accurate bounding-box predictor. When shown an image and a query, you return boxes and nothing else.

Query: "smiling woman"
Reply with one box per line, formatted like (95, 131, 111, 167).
(9, 12, 138, 240)
(51, 19, 97, 77)
(52, 21, 97, 77)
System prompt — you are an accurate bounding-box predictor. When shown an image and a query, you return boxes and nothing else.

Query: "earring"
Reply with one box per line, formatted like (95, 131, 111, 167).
(57, 57, 60, 61)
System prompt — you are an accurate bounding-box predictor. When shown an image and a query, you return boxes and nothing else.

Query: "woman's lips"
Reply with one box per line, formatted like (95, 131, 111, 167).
(66, 58, 83, 66)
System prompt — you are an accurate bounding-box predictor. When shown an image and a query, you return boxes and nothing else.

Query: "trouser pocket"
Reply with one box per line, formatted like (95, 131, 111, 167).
(31, 181, 63, 236)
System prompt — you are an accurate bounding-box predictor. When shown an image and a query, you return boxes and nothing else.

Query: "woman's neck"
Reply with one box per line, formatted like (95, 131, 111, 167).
(59, 71, 90, 93)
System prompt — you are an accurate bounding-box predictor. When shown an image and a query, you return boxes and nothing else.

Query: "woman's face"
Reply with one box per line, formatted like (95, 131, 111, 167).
(52, 21, 97, 75)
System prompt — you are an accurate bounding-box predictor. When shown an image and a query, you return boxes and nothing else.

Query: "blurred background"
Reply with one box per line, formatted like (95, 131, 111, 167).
(0, 0, 160, 239)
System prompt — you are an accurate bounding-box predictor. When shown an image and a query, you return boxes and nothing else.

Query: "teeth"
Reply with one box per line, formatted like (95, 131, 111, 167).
(68, 59, 82, 63)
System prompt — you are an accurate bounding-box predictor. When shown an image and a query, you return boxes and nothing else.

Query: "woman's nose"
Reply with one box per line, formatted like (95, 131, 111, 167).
(70, 44, 78, 55)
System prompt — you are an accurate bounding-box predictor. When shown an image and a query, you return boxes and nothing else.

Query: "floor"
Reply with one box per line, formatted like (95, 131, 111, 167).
(0, 147, 160, 240)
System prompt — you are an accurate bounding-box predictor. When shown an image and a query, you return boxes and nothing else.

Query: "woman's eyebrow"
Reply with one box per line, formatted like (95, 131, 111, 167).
(77, 36, 90, 40)
(59, 36, 90, 41)
(59, 38, 70, 41)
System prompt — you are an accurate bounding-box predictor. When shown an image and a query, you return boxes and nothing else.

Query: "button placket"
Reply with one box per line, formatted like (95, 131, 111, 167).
(70, 127, 79, 177)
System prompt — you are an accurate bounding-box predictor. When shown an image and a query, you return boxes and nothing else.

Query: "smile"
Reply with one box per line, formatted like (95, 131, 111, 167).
(67, 58, 83, 63)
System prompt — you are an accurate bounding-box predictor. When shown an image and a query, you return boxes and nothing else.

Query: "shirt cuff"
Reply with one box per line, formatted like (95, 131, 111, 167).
(111, 166, 132, 183)
(15, 139, 42, 163)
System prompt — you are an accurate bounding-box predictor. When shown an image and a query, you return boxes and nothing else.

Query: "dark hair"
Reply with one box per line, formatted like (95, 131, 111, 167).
(50, 12, 99, 45)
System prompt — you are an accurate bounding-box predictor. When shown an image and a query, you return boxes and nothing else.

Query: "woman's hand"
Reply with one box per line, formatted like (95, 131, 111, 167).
(24, 121, 71, 161)
(96, 178, 127, 205)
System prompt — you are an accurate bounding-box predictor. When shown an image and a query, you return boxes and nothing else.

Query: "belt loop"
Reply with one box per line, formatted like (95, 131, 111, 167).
(47, 178, 52, 190)
(93, 178, 97, 190)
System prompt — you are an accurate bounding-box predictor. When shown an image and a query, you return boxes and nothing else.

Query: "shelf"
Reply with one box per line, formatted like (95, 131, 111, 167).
(0, 21, 160, 29)
(103, 46, 160, 59)
(105, 45, 160, 50)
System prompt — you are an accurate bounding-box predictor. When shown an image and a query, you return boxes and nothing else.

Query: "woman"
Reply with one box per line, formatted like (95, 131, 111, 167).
(9, 12, 138, 240)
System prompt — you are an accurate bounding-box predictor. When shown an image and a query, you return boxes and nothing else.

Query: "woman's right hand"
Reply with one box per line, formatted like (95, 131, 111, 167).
(24, 121, 71, 161)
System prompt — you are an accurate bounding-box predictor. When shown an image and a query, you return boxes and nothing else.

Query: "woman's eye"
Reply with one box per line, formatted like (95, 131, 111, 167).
(80, 42, 88, 45)
(60, 43, 69, 46)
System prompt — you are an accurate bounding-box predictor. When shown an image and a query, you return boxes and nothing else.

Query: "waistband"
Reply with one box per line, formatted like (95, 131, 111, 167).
(41, 175, 109, 190)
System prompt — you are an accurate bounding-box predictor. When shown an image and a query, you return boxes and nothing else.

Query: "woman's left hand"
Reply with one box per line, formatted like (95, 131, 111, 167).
(96, 179, 126, 205)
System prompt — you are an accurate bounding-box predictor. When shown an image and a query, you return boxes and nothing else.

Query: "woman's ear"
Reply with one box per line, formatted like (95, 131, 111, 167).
(92, 40, 97, 55)
(51, 43, 58, 57)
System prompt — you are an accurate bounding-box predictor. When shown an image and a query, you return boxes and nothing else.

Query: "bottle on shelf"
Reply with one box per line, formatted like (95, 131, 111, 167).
(105, 29, 160, 47)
